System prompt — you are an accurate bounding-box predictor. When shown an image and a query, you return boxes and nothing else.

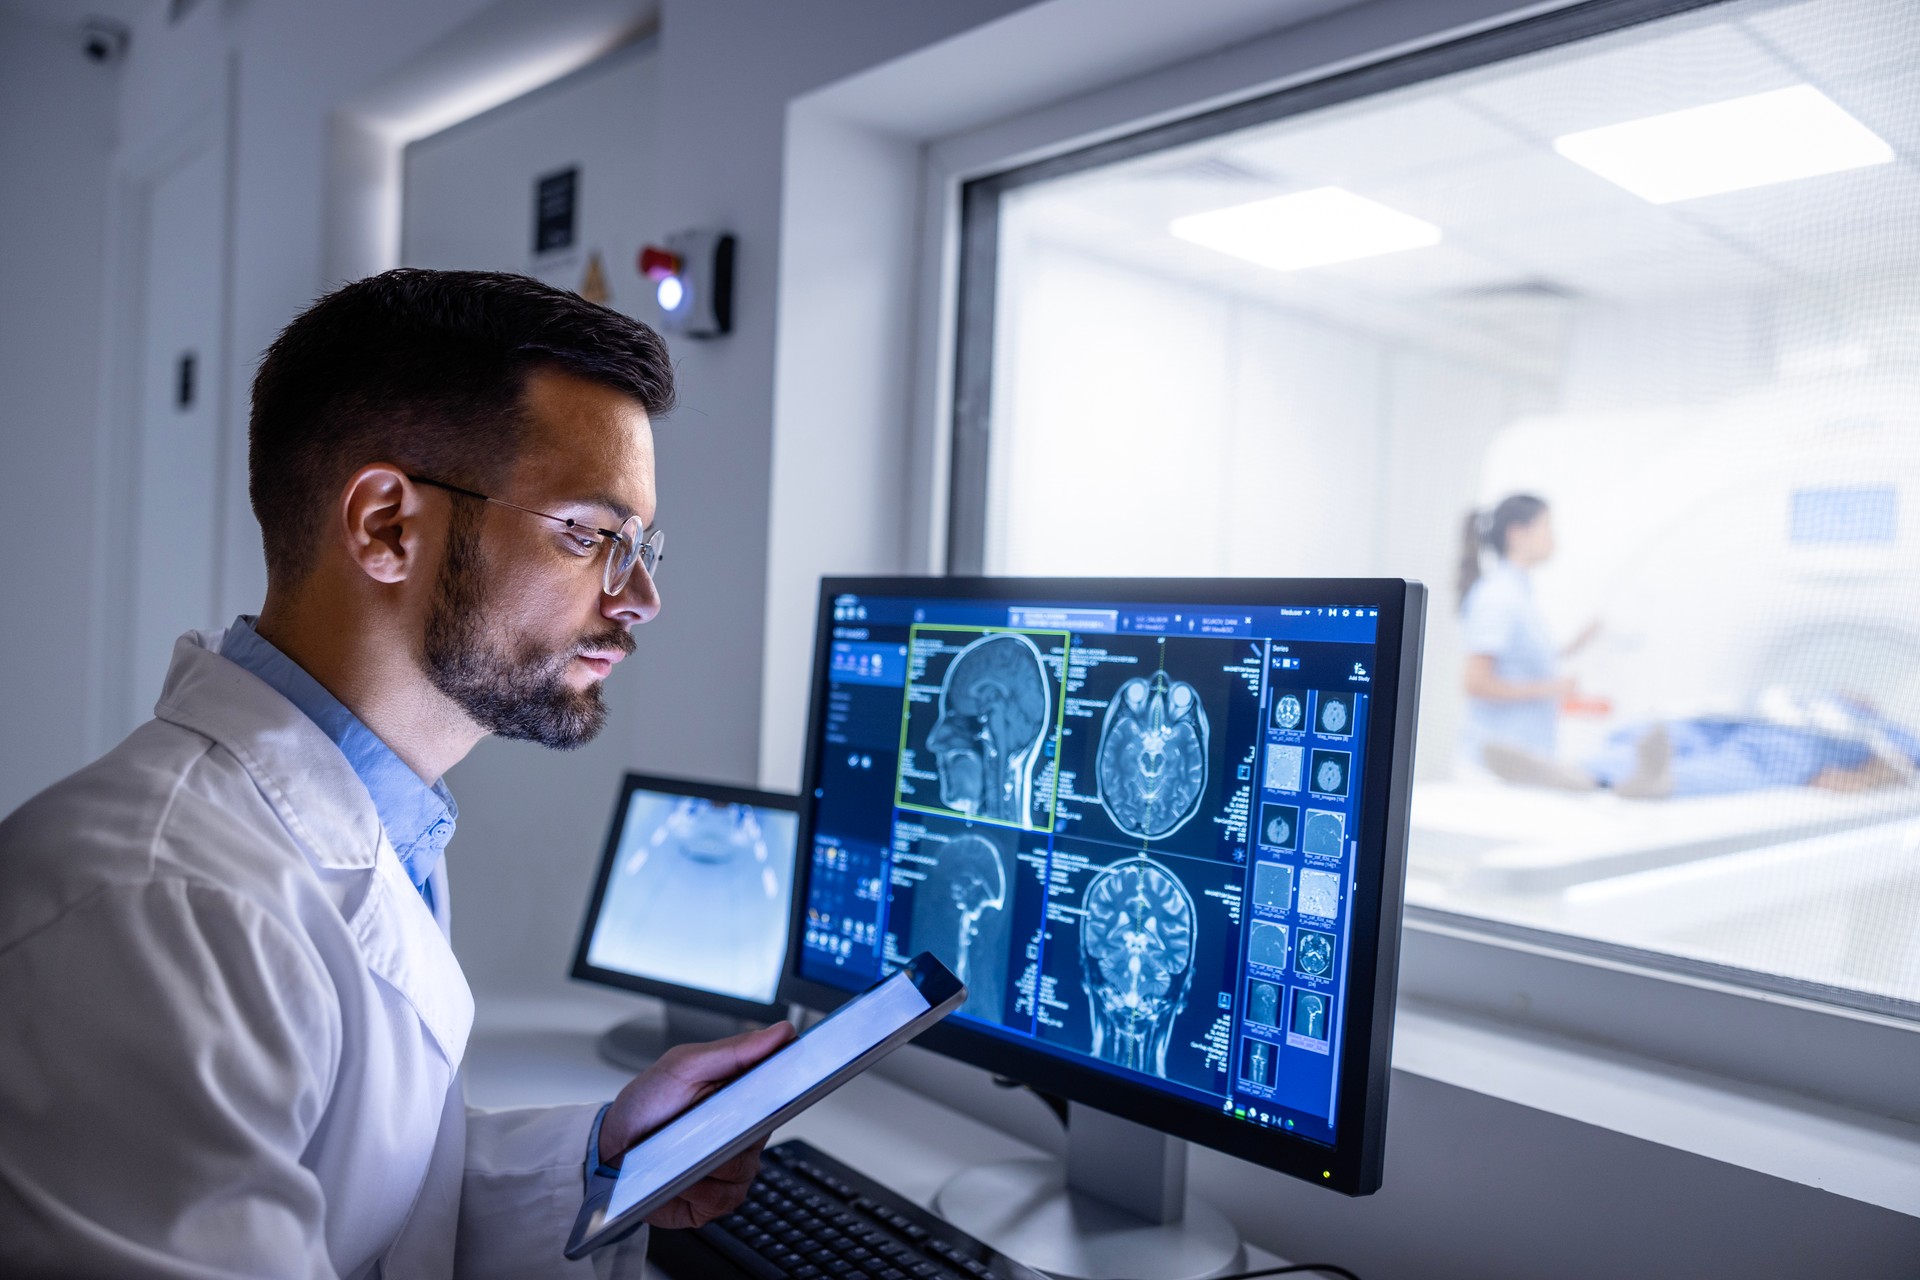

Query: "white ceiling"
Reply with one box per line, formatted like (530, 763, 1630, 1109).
(0, 0, 155, 32)
(1010, 0, 1920, 371)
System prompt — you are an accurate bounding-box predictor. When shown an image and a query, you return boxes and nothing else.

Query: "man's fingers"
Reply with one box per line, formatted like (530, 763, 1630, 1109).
(657, 1021, 796, 1087)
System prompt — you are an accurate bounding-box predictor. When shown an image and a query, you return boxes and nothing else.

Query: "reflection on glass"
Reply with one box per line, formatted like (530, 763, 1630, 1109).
(977, 0, 1920, 1005)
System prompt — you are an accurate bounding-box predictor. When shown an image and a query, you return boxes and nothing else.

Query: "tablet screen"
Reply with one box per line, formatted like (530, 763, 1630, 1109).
(603, 968, 934, 1222)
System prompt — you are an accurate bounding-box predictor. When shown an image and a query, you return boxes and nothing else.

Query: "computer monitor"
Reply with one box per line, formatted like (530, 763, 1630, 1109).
(573, 773, 800, 1029)
(780, 577, 1424, 1269)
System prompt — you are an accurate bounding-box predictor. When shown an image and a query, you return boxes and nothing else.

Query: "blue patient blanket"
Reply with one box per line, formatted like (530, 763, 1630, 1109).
(1586, 706, 1920, 797)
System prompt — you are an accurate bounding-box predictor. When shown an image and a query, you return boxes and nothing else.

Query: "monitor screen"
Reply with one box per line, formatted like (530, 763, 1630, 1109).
(783, 578, 1423, 1192)
(574, 774, 800, 1017)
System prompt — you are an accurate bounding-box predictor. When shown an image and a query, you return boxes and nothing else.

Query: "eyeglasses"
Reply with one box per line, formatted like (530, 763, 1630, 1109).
(406, 474, 664, 595)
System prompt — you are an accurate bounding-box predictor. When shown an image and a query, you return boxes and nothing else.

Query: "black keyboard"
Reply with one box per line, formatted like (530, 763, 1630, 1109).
(647, 1139, 1050, 1280)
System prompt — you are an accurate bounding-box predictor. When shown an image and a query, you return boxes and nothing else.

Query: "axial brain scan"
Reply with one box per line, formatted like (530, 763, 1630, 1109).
(1295, 929, 1334, 978)
(1096, 670, 1210, 840)
(1079, 856, 1197, 1077)
(1272, 692, 1305, 732)
(924, 632, 1051, 825)
(1317, 693, 1353, 736)
(1312, 752, 1348, 796)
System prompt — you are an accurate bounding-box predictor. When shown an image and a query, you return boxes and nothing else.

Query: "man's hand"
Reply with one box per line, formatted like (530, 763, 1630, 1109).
(599, 1021, 797, 1229)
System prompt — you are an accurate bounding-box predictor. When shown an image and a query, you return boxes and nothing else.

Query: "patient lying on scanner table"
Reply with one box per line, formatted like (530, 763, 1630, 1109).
(1483, 691, 1920, 799)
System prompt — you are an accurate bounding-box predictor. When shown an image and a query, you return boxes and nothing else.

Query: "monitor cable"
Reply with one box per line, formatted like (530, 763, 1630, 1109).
(1209, 1265, 1362, 1280)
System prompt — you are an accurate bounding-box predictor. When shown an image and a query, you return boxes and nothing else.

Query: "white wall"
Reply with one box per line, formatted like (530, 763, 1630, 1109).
(0, 10, 119, 815)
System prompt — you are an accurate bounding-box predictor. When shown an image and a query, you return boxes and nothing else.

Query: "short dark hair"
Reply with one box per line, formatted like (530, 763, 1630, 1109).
(249, 268, 675, 584)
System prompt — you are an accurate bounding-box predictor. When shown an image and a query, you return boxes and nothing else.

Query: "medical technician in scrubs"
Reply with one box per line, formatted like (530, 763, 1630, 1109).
(0, 270, 792, 1278)
(1456, 493, 1596, 769)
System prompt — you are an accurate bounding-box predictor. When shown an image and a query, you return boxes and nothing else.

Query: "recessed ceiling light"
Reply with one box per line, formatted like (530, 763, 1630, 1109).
(1168, 187, 1442, 271)
(1553, 84, 1893, 204)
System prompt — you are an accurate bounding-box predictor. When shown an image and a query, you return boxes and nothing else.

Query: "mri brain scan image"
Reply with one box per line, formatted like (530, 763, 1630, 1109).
(1292, 989, 1329, 1042)
(1265, 744, 1303, 792)
(1252, 862, 1293, 910)
(1079, 856, 1197, 1077)
(924, 632, 1052, 825)
(1271, 690, 1306, 733)
(1298, 868, 1342, 920)
(1316, 692, 1353, 737)
(1246, 979, 1280, 1027)
(1259, 803, 1299, 851)
(1303, 809, 1345, 858)
(1295, 928, 1335, 978)
(910, 832, 1009, 1019)
(1310, 749, 1350, 798)
(1096, 670, 1210, 840)
(1249, 920, 1289, 969)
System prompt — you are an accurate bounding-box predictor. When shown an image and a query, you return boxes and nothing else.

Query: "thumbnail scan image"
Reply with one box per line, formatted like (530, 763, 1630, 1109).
(1249, 920, 1289, 970)
(1242, 1038, 1274, 1087)
(1298, 868, 1342, 921)
(1246, 978, 1281, 1027)
(898, 628, 1062, 829)
(1271, 689, 1307, 733)
(1309, 750, 1350, 798)
(1080, 855, 1197, 1077)
(1292, 989, 1329, 1043)
(1316, 692, 1354, 737)
(1265, 744, 1303, 793)
(1258, 803, 1299, 851)
(1252, 862, 1293, 911)
(586, 794, 796, 1003)
(1303, 809, 1346, 859)
(1097, 670, 1211, 841)
(901, 819, 1016, 1023)
(1295, 928, 1335, 979)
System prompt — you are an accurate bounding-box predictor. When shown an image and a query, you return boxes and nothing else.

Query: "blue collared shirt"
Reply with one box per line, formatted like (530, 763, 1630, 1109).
(219, 616, 456, 907)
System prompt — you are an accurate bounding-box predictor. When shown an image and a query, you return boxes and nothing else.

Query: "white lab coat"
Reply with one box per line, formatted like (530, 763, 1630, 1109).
(0, 630, 644, 1279)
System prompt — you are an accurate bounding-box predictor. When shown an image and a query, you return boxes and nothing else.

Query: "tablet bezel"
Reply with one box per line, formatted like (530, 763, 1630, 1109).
(564, 952, 965, 1260)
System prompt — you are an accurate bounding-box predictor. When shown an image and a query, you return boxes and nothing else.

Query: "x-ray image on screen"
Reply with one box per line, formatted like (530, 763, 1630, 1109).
(1295, 929, 1335, 979)
(1252, 862, 1293, 912)
(1291, 989, 1330, 1044)
(1315, 692, 1355, 738)
(1309, 750, 1351, 798)
(1035, 840, 1243, 1093)
(1053, 633, 1259, 861)
(1246, 978, 1281, 1028)
(1303, 809, 1346, 859)
(1265, 744, 1303, 793)
(1298, 868, 1342, 921)
(1241, 1037, 1274, 1087)
(1258, 803, 1299, 852)
(1249, 921, 1289, 971)
(896, 627, 1065, 830)
(585, 792, 797, 1003)
(1270, 689, 1307, 734)
(891, 817, 1021, 1024)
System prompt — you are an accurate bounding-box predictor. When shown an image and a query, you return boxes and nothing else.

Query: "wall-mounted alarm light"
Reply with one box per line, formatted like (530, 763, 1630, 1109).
(638, 230, 734, 338)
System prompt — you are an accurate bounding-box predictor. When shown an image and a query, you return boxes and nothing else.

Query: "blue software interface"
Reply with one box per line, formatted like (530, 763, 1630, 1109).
(798, 591, 1381, 1145)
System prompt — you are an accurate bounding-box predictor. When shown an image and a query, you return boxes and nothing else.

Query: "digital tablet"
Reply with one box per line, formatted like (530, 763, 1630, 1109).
(564, 952, 965, 1259)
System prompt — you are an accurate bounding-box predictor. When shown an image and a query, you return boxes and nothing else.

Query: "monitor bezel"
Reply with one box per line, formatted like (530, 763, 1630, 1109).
(571, 771, 800, 1022)
(777, 576, 1425, 1195)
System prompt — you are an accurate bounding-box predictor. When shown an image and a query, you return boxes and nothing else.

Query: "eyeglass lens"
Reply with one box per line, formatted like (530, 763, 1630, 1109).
(603, 516, 664, 595)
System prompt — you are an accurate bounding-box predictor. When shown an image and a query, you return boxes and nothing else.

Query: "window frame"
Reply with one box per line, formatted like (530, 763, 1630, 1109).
(934, 0, 1920, 1122)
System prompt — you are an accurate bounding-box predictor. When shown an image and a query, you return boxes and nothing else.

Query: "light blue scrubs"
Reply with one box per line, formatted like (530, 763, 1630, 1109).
(1459, 559, 1559, 764)
(1587, 708, 1920, 797)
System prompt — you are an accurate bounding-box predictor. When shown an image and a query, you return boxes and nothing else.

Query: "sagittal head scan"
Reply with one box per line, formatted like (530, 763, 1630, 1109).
(924, 632, 1051, 825)
(1080, 856, 1197, 1077)
(1096, 669, 1210, 840)
(938, 834, 1006, 991)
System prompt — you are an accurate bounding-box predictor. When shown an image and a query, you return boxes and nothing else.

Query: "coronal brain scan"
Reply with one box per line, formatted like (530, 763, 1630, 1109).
(1298, 868, 1342, 920)
(1246, 979, 1280, 1027)
(1316, 692, 1354, 737)
(1259, 803, 1299, 851)
(1249, 920, 1289, 970)
(1271, 690, 1306, 733)
(923, 631, 1052, 825)
(1252, 862, 1293, 910)
(1310, 749, 1350, 798)
(1295, 929, 1335, 978)
(1265, 744, 1303, 792)
(1096, 669, 1211, 840)
(1242, 1038, 1274, 1087)
(1079, 856, 1197, 1077)
(1292, 990, 1329, 1042)
(907, 829, 1011, 1021)
(1303, 809, 1346, 858)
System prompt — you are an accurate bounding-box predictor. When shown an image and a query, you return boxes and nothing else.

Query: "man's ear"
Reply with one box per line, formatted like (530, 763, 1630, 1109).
(339, 464, 430, 585)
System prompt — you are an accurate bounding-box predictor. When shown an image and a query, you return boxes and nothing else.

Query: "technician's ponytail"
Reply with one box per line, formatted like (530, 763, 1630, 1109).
(1456, 493, 1549, 611)
(1456, 510, 1486, 611)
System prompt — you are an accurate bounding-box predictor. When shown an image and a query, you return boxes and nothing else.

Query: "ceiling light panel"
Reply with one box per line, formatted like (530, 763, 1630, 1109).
(1553, 84, 1894, 203)
(1168, 187, 1442, 272)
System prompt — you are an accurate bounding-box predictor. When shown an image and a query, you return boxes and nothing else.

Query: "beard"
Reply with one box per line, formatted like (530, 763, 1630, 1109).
(423, 508, 634, 750)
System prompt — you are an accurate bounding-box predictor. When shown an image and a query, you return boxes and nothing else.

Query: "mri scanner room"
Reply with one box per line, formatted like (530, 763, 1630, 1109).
(5, 0, 1920, 1276)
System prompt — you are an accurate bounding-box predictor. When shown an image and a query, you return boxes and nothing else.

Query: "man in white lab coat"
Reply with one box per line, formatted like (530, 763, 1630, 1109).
(0, 269, 792, 1278)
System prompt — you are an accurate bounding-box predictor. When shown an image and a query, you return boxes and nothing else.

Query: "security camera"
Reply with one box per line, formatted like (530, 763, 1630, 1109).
(80, 18, 130, 64)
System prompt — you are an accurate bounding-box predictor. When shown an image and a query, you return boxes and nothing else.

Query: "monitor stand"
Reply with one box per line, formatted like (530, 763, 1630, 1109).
(595, 1003, 752, 1072)
(934, 1104, 1244, 1280)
